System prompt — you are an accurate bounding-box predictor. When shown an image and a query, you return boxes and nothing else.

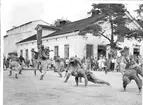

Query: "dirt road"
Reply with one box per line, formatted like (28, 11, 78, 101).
(3, 70, 142, 105)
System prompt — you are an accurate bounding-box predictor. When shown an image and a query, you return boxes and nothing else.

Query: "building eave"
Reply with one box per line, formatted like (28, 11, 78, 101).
(7, 20, 49, 32)
(42, 31, 79, 41)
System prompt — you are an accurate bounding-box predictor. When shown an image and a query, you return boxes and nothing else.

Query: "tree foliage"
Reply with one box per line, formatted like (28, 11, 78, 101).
(128, 4, 143, 41)
(135, 4, 143, 19)
(53, 19, 71, 27)
(127, 30, 143, 41)
(79, 4, 131, 50)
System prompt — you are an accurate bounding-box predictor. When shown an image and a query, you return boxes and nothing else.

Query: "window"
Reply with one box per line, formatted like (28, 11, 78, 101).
(133, 48, 140, 56)
(97, 45, 106, 58)
(54, 46, 59, 57)
(26, 49, 28, 59)
(86, 44, 93, 58)
(64, 44, 69, 58)
(124, 47, 129, 55)
(31, 48, 34, 58)
(20, 50, 23, 56)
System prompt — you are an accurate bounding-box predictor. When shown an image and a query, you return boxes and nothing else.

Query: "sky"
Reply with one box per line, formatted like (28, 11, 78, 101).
(1, 0, 143, 36)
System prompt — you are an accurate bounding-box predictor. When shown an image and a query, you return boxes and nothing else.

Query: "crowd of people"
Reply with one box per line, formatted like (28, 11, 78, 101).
(3, 50, 143, 75)
(3, 48, 143, 76)
(3, 45, 143, 92)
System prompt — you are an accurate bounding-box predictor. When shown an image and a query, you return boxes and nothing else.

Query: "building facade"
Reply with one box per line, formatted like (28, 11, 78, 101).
(16, 14, 143, 60)
(4, 20, 49, 57)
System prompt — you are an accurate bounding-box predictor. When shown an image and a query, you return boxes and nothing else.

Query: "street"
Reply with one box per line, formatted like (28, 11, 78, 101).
(4, 70, 142, 105)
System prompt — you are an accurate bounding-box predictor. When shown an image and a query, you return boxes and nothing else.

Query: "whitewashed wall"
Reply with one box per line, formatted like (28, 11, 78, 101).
(4, 20, 48, 57)
(16, 19, 143, 59)
(17, 41, 37, 59)
(42, 29, 55, 37)
(42, 32, 110, 59)
(119, 39, 143, 56)
(17, 31, 143, 60)
(42, 33, 79, 58)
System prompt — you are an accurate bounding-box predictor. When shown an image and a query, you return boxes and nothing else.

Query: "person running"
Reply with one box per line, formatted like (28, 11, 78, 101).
(39, 45, 51, 80)
(54, 56, 63, 77)
(122, 60, 143, 93)
(31, 49, 42, 76)
(19, 55, 25, 74)
(119, 49, 128, 75)
(64, 56, 83, 83)
(7, 51, 22, 79)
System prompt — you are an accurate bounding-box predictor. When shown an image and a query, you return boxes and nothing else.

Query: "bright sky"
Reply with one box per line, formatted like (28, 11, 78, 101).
(1, 0, 143, 36)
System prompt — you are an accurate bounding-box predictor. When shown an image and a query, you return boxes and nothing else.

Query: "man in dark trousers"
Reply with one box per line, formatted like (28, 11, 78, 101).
(19, 55, 25, 74)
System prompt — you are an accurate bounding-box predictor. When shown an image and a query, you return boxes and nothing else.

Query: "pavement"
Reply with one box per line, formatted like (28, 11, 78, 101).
(3, 70, 142, 105)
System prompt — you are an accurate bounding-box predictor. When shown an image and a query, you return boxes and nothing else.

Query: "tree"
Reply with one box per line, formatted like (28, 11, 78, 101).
(53, 19, 71, 27)
(79, 4, 131, 54)
(127, 4, 143, 41)
(135, 4, 143, 20)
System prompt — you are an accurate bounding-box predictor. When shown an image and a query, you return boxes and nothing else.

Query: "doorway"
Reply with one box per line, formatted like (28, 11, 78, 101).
(97, 45, 106, 58)
(133, 48, 140, 56)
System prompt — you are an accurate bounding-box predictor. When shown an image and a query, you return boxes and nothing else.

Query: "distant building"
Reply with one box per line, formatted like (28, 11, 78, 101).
(16, 13, 143, 60)
(4, 20, 49, 57)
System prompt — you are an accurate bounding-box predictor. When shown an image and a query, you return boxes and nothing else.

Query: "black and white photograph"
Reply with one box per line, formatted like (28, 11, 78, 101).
(2, 0, 143, 105)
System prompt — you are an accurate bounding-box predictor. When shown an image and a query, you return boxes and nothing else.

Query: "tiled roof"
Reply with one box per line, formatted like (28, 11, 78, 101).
(43, 14, 106, 38)
(17, 15, 105, 44)
(16, 34, 36, 44)
(36, 24, 60, 30)
(136, 19, 143, 28)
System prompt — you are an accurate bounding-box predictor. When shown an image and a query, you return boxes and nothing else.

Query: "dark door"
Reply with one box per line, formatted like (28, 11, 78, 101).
(25, 49, 28, 59)
(86, 44, 93, 58)
(133, 48, 140, 56)
(64, 44, 69, 58)
(54, 46, 59, 57)
(20, 50, 23, 56)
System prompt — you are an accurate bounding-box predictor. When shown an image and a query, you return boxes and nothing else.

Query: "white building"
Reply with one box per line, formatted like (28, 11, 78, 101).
(4, 20, 49, 57)
(16, 14, 143, 60)
(16, 25, 59, 59)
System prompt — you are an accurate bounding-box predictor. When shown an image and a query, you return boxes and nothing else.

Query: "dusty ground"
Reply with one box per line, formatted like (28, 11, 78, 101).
(3, 70, 142, 105)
